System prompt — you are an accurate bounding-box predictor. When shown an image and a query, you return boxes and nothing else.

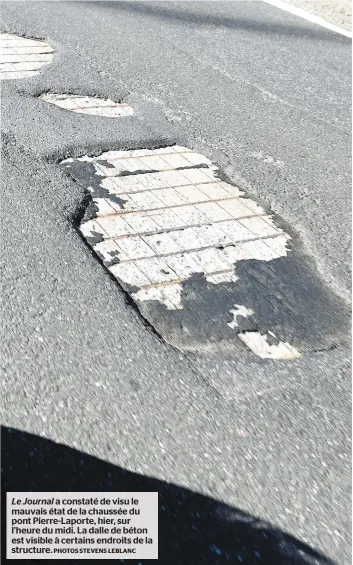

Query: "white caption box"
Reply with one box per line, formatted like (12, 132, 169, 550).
(7, 492, 158, 559)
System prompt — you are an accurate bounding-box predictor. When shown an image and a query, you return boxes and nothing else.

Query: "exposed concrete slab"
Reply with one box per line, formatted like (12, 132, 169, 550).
(39, 93, 134, 117)
(0, 33, 54, 79)
(62, 147, 349, 357)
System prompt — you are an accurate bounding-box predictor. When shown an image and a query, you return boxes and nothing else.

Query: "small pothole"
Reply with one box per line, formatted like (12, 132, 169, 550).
(39, 93, 134, 117)
(0, 33, 54, 80)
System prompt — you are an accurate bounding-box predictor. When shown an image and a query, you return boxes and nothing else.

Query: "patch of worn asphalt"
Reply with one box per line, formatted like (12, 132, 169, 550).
(2, 127, 351, 565)
(1, 1, 351, 298)
(1, 1, 351, 564)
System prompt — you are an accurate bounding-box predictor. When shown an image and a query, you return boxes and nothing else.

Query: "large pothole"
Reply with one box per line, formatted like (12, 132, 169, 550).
(61, 146, 349, 358)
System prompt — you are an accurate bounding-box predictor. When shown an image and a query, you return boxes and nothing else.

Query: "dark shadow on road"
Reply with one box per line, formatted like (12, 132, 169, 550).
(1, 427, 334, 564)
(92, 1, 351, 43)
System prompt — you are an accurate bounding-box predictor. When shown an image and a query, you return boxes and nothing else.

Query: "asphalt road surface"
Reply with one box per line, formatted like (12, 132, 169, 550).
(1, 2, 351, 564)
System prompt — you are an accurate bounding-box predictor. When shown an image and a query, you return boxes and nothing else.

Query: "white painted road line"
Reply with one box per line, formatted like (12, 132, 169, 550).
(0, 34, 54, 79)
(263, 0, 352, 37)
(39, 94, 134, 117)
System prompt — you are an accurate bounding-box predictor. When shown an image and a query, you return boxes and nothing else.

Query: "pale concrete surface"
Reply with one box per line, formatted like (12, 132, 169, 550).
(64, 147, 290, 311)
(40, 93, 134, 117)
(0, 33, 54, 79)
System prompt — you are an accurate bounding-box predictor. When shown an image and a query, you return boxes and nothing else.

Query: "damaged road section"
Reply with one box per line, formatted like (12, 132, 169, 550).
(39, 93, 134, 117)
(0, 33, 54, 79)
(61, 147, 349, 357)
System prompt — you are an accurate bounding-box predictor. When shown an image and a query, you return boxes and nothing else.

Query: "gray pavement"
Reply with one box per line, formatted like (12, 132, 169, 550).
(1, 2, 351, 564)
